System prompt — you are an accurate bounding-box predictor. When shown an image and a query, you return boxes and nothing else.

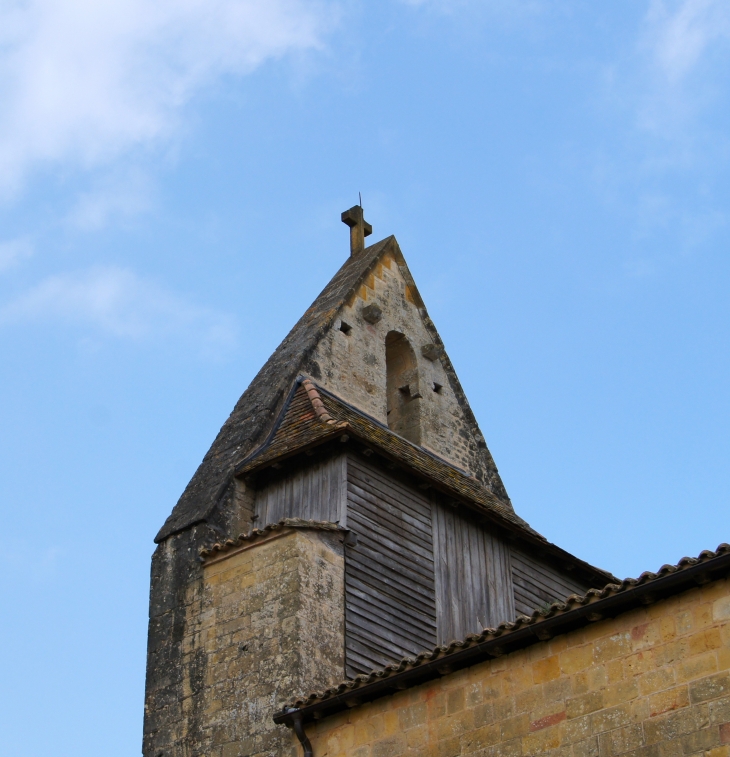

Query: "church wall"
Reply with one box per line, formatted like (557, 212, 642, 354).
(307, 250, 490, 482)
(145, 528, 346, 757)
(144, 526, 212, 757)
(297, 576, 730, 757)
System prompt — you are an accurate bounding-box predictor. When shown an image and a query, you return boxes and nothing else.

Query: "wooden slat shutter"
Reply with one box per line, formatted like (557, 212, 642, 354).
(344, 455, 437, 677)
(511, 546, 592, 616)
(432, 502, 516, 643)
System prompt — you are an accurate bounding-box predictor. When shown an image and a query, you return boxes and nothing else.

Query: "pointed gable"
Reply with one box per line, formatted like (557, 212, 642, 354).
(156, 236, 393, 541)
(156, 235, 508, 541)
(303, 239, 505, 494)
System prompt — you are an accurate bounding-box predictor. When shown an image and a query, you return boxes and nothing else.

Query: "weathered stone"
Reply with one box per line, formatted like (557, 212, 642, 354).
(305, 577, 730, 757)
(361, 303, 383, 324)
(421, 342, 443, 361)
(156, 233, 510, 544)
(144, 528, 345, 757)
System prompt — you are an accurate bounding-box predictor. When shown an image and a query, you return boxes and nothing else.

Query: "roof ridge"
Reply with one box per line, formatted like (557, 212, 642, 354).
(234, 377, 305, 470)
(300, 377, 337, 425)
(235, 374, 540, 539)
(311, 380, 474, 478)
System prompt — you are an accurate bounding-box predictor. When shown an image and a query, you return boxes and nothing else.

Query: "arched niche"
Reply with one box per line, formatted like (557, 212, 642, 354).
(385, 331, 422, 445)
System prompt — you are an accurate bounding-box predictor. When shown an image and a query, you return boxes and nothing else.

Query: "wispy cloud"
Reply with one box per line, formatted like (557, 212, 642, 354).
(0, 237, 33, 273)
(0, 0, 334, 198)
(646, 0, 730, 83)
(66, 168, 155, 231)
(638, 0, 730, 135)
(0, 266, 236, 354)
(592, 0, 730, 266)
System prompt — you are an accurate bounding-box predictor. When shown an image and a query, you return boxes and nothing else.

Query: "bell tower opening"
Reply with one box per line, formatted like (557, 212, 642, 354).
(385, 331, 422, 445)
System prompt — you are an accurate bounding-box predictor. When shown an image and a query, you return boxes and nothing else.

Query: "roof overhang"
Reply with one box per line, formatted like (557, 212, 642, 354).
(274, 543, 730, 727)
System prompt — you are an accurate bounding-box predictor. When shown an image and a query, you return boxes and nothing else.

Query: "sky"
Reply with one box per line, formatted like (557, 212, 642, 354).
(0, 0, 729, 754)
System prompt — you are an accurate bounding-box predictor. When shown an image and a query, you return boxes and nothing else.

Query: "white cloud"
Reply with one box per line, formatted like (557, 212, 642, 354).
(0, 237, 33, 272)
(0, 266, 237, 353)
(0, 0, 334, 197)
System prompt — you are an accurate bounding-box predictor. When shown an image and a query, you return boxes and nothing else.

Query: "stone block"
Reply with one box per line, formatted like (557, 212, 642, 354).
(371, 734, 406, 757)
(590, 703, 634, 734)
(500, 713, 530, 741)
(648, 685, 689, 718)
(534, 656, 561, 684)
(690, 672, 730, 704)
(566, 692, 604, 719)
(570, 736, 599, 757)
(713, 596, 730, 622)
(643, 707, 703, 745)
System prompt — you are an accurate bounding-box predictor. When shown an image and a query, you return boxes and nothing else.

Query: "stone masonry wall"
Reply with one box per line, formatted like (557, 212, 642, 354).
(145, 526, 213, 757)
(297, 576, 730, 757)
(308, 250, 487, 478)
(146, 527, 345, 757)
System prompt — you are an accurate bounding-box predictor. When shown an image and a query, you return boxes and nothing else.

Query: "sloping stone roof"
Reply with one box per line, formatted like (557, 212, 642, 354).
(274, 543, 730, 724)
(156, 235, 509, 542)
(156, 237, 394, 541)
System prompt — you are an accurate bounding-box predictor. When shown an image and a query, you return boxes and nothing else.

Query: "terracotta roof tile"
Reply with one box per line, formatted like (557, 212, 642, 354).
(236, 378, 614, 590)
(238, 377, 527, 529)
(199, 518, 346, 561)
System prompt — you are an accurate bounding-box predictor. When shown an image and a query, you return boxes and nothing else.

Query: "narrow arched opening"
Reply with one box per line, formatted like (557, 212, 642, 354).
(385, 331, 422, 444)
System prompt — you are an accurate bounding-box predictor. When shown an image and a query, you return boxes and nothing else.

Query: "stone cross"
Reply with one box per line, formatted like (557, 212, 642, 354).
(341, 205, 372, 256)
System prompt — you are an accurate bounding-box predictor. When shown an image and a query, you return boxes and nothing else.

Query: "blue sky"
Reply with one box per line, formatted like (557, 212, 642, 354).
(1, 1, 729, 754)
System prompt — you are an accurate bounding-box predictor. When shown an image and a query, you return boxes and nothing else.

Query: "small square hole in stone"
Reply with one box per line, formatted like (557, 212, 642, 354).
(339, 321, 352, 335)
(433, 382, 443, 394)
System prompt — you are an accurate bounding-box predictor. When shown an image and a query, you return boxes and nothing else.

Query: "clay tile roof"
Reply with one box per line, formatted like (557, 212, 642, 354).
(199, 518, 346, 562)
(233, 379, 345, 472)
(236, 376, 614, 586)
(274, 543, 730, 724)
(237, 376, 526, 526)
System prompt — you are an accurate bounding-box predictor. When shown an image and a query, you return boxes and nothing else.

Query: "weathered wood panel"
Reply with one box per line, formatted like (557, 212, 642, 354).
(254, 454, 347, 526)
(432, 503, 516, 643)
(511, 546, 592, 616)
(345, 455, 437, 677)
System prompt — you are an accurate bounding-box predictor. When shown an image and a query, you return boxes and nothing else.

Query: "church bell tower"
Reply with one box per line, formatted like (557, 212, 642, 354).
(143, 207, 611, 757)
